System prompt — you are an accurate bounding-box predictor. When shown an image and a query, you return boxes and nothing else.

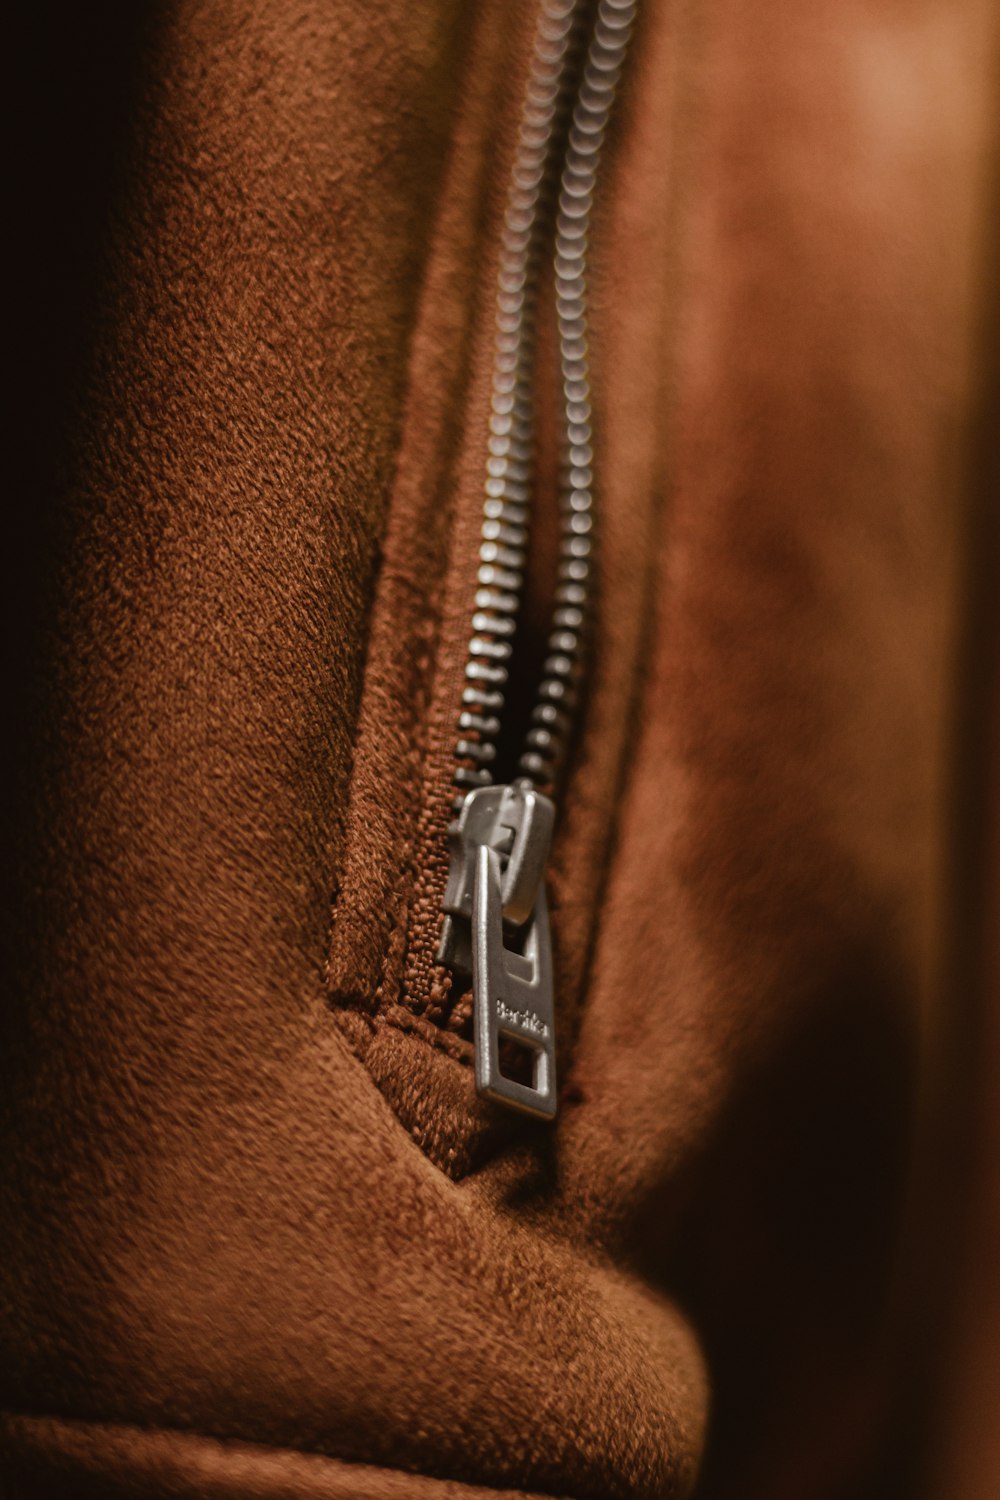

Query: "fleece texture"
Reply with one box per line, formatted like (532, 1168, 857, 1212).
(3, 1, 999, 1498)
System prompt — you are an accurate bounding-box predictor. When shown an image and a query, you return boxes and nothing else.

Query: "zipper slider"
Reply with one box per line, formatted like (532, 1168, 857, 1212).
(437, 784, 557, 1119)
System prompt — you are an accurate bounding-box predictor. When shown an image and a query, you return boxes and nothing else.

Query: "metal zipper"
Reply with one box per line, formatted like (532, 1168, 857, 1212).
(437, 0, 637, 1120)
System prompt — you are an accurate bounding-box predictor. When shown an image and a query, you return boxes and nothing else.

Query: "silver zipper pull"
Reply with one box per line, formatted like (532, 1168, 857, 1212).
(437, 783, 557, 1119)
(472, 841, 556, 1119)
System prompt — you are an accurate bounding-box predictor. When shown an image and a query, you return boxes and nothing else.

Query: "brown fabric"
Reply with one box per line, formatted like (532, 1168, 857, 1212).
(328, 0, 694, 1176)
(0, 1414, 566, 1500)
(3, 3, 999, 1500)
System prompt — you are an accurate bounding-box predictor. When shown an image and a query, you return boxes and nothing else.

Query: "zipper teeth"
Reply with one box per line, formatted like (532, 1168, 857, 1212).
(522, 0, 637, 787)
(453, 0, 637, 809)
(453, 0, 583, 804)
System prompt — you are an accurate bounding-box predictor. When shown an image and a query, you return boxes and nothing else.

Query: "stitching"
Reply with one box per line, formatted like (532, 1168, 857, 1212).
(371, 638, 437, 1015)
(386, 632, 440, 1018)
(333, 991, 474, 1069)
(380, 1004, 474, 1066)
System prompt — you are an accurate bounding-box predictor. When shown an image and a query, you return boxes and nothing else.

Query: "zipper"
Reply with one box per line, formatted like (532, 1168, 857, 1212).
(436, 0, 637, 1120)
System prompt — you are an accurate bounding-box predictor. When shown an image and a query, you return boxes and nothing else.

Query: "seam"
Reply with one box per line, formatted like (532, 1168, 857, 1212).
(325, 3, 509, 1039)
(380, 1003, 474, 1064)
(371, 635, 439, 1015)
(0, 1411, 574, 1500)
(338, 1000, 474, 1068)
(383, 631, 441, 1019)
(559, 0, 696, 1063)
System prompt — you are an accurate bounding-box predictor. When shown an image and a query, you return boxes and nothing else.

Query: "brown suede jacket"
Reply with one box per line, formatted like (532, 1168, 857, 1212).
(3, 2, 999, 1497)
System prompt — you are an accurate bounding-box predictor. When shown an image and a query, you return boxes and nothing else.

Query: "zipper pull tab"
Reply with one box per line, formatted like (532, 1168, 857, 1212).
(473, 840, 556, 1119)
(437, 783, 557, 1119)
